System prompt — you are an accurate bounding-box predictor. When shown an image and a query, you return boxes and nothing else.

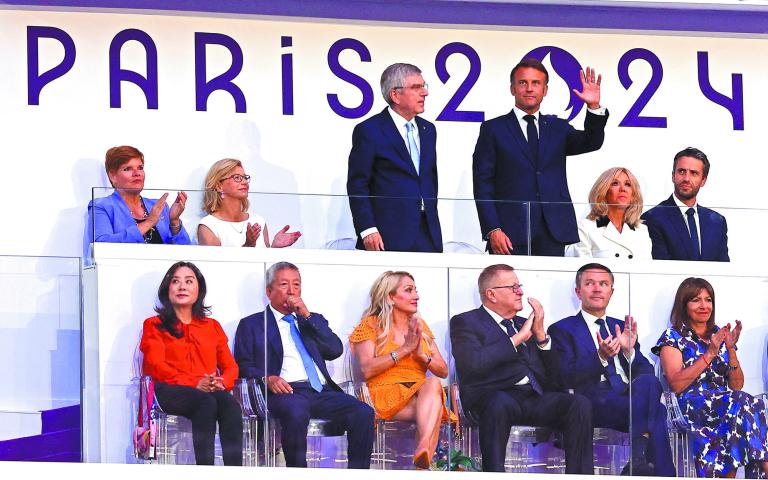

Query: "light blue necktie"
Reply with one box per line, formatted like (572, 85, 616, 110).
(405, 122, 420, 174)
(282, 313, 322, 392)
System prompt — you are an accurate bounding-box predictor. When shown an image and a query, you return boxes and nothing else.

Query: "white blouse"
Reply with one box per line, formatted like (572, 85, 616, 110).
(198, 213, 267, 247)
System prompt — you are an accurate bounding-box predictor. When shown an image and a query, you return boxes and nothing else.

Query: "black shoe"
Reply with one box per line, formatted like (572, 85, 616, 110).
(621, 459, 655, 476)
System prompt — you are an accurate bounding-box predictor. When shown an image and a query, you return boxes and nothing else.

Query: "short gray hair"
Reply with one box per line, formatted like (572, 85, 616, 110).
(380, 63, 422, 107)
(265, 261, 300, 287)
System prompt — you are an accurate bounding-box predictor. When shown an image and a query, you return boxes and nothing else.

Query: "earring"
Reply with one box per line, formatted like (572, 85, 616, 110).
(218, 190, 224, 199)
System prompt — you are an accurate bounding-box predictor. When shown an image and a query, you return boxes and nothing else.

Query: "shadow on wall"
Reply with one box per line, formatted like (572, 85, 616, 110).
(40, 157, 107, 260)
(229, 118, 305, 249)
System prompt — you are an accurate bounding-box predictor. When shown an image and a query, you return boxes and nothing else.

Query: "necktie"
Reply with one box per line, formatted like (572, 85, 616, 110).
(686, 208, 701, 260)
(405, 122, 420, 174)
(523, 114, 539, 161)
(596, 318, 626, 392)
(282, 313, 322, 392)
(500, 319, 543, 395)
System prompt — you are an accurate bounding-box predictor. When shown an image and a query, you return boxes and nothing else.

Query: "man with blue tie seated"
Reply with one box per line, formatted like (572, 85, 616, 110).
(234, 262, 375, 468)
(548, 263, 675, 476)
(450, 264, 593, 473)
(641, 147, 729, 262)
(347, 63, 442, 252)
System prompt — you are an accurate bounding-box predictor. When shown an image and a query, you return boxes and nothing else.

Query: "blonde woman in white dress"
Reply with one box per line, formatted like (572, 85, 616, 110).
(197, 159, 301, 248)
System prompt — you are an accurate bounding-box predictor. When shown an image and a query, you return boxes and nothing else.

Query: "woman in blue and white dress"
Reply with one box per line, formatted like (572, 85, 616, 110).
(653, 277, 768, 478)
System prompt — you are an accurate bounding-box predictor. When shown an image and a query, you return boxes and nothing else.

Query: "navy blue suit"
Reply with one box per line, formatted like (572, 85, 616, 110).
(641, 195, 730, 262)
(548, 312, 674, 476)
(347, 108, 442, 252)
(473, 110, 607, 255)
(234, 309, 374, 468)
(450, 307, 593, 473)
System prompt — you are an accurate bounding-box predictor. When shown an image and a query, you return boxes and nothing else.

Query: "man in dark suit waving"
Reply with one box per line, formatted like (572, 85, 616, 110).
(641, 147, 729, 261)
(548, 263, 674, 476)
(234, 261, 374, 468)
(347, 63, 442, 252)
(450, 264, 593, 473)
(473, 58, 608, 256)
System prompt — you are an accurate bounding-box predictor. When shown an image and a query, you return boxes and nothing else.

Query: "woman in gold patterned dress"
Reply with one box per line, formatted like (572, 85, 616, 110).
(349, 271, 453, 469)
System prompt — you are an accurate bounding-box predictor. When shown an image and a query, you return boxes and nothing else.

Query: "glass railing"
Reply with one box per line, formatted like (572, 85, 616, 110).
(89, 187, 759, 266)
(83, 243, 768, 473)
(0, 255, 81, 461)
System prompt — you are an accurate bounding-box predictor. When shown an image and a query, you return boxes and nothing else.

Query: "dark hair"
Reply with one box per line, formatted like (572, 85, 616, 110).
(575, 263, 614, 287)
(265, 261, 300, 288)
(154, 261, 211, 338)
(670, 277, 716, 338)
(510, 58, 549, 84)
(478, 264, 515, 298)
(673, 147, 710, 177)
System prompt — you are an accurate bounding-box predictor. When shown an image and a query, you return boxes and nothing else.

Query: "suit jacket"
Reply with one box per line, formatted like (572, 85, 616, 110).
(565, 215, 652, 260)
(547, 312, 654, 395)
(347, 108, 442, 252)
(449, 307, 557, 412)
(234, 308, 344, 392)
(85, 191, 191, 257)
(472, 110, 608, 245)
(641, 195, 729, 262)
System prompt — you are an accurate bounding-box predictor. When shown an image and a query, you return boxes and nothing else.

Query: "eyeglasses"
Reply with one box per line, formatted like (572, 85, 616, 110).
(394, 83, 429, 92)
(490, 284, 524, 293)
(222, 174, 251, 183)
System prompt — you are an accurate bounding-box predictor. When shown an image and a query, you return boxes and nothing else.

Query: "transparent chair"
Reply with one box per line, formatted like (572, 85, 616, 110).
(132, 344, 258, 465)
(245, 377, 349, 468)
(450, 382, 630, 474)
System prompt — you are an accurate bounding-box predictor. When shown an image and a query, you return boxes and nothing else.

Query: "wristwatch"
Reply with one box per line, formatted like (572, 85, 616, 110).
(536, 334, 550, 346)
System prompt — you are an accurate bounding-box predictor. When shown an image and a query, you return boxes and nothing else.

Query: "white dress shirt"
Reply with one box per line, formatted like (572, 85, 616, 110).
(270, 304, 325, 384)
(482, 305, 551, 386)
(580, 309, 633, 384)
(511, 105, 607, 140)
(673, 194, 702, 253)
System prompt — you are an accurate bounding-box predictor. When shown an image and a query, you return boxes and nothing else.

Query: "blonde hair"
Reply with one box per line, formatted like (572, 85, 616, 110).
(362, 271, 426, 354)
(202, 158, 250, 214)
(586, 167, 644, 228)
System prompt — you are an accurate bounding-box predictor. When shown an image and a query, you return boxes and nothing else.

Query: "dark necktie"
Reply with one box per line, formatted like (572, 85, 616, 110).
(282, 313, 322, 392)
(596, 318, 626, 392)
(686, 208, 701, 260)
(523, 114, 539, 161)
(501, 318, 543, 395)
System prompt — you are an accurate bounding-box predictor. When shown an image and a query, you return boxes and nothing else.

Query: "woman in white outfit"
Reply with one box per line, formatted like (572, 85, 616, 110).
(197, 158, 301, 248)
(566, 167, 651, 259)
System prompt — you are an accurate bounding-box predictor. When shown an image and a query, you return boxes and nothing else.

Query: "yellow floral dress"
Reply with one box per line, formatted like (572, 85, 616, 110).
(349, 315, 455, 422)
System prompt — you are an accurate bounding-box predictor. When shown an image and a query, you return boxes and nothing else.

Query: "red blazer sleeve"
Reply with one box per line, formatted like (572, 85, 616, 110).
(140, 317, 198, 388)
(213, 319, 239, 390)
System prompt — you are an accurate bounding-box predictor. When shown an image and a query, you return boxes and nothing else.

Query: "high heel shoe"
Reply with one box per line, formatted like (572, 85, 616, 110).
(413, 449, 431, 470)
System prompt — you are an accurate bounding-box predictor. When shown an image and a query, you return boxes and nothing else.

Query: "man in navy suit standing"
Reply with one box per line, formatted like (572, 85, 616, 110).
(347, 63, 442, 252)
(450, 264, 593, 473)
(641, 147, 729, 261)
(234, 262, 375, 468)
(473, 58, 608, 256)
(548, 263, 675, 476)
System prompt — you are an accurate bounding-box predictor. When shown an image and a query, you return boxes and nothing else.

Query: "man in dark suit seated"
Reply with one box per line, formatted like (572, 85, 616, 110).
(641, 147, 729, 261)
(548, 263, 675, 476)
(472, 57, 608, 256)
(234, 261, 375, 468)
(347, 62, 442, 252)
(450, 264, 593, 473)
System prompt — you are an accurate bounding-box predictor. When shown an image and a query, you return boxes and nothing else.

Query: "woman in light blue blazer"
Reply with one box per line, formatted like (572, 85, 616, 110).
(85, 146, 191, 256)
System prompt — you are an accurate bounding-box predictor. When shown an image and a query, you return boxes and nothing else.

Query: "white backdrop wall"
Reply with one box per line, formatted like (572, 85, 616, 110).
(2, 7, 768, 261)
